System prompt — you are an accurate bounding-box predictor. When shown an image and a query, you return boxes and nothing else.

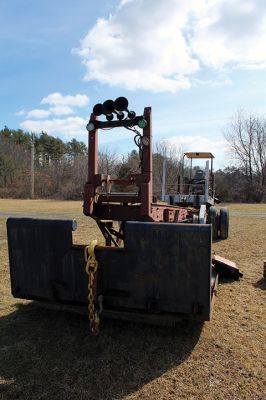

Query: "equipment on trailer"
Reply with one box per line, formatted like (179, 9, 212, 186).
(165, 152, 215, 208)
(165, 152, 229, 240)
(6, 98, 242, 334)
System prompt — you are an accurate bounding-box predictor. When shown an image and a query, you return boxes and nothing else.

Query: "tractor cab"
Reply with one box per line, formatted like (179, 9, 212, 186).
(166, 152, 215, 208)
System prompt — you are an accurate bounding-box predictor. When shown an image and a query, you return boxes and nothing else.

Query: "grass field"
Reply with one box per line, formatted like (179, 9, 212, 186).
(0, 200, 265, 400)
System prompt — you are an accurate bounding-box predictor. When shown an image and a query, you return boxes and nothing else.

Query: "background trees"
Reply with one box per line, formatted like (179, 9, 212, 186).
(0, 127, 88, 199)
(224, 111, 266, 202)
(0, 113, 265, 202)
(0, 128, 31, 197)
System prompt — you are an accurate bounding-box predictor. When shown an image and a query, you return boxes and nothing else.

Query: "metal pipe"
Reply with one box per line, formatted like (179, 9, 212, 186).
(162, 158, 166, 201)
(30, 133, 34, 199)
(88, 113, 98, 183)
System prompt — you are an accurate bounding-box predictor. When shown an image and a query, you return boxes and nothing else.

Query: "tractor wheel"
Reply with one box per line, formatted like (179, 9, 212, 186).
(220, 207, 229, 239)
(208, 206, 218, 240)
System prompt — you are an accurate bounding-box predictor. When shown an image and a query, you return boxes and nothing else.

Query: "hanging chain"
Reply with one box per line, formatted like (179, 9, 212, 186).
(84, 240, 100, 335)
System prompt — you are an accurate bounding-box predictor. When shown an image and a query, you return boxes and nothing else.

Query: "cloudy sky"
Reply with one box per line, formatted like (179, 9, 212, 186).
(1, 0, 266, 168)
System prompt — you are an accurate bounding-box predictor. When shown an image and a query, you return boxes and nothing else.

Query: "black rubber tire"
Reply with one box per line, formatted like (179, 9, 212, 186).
(208, 206, 218, 240)
(220, 207, 229, 239)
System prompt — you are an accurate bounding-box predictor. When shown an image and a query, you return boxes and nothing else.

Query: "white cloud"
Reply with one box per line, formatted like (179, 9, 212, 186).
(49, 106, 74, 116)
(21, 117, 87, 137)
(27, 109, 51, 119)
(26, 106, 75, 119)
(191, 0, 266, 70)
(21, 92, 89, 135)
(193, 77, 232, 88)
(161, 135, 230, 168)
(74, 0, 266, 92)
(74, 0, 201, 92)
(41, 92, 89, 107)
(162, 135, 228, 153)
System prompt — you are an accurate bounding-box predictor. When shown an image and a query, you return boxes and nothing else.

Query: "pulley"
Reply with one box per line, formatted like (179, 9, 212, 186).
(115, 97, 136, 119)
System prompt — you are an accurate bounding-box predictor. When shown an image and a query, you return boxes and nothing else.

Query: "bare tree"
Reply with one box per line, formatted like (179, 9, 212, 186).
(98, 148, 118, 176)
(153, 141, 184, 198)
(224, 111, 266, 201)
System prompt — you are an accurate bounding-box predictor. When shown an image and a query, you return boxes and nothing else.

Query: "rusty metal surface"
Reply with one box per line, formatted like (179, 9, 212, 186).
(1, 211, 266, 219)
(84, 107, 153, 222)
(83, 106, 195, 229)
(98, 194, 140, 203)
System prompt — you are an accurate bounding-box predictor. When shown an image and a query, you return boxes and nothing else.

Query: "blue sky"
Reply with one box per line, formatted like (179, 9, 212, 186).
(1, 0, 266, 168)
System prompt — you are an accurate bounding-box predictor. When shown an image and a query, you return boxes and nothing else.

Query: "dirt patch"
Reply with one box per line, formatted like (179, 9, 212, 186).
(0, 200, 265, 400)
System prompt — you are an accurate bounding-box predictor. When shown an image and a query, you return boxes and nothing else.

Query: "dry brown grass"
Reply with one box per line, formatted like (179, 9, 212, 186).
(0, 200, 265, 400)
(221, 203, 266, 213)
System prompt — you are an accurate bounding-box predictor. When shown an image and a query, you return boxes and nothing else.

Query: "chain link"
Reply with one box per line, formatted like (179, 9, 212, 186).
(84, 240, 100, 335)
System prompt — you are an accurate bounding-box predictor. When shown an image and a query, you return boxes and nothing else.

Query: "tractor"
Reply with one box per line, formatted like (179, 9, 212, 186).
(164, 152, 229, 240)
(6, 98, 242, 334)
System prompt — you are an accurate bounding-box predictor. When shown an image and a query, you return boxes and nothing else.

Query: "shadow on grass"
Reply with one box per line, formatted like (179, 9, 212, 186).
(253, 277, 266, 290)
(0, 302, 203, 400)
(218, 277, 241, 285)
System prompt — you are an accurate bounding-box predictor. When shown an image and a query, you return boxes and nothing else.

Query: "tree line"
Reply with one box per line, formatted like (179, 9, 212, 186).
(0, 111, 265, 202)
(0, 127, 87, 199)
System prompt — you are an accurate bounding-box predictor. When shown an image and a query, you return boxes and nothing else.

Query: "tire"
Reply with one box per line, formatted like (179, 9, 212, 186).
(208, 206, 218, 240)
(220, 207, 229, 239)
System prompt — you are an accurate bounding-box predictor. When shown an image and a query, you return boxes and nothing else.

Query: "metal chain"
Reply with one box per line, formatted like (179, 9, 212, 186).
(84, 240, 100, 335)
